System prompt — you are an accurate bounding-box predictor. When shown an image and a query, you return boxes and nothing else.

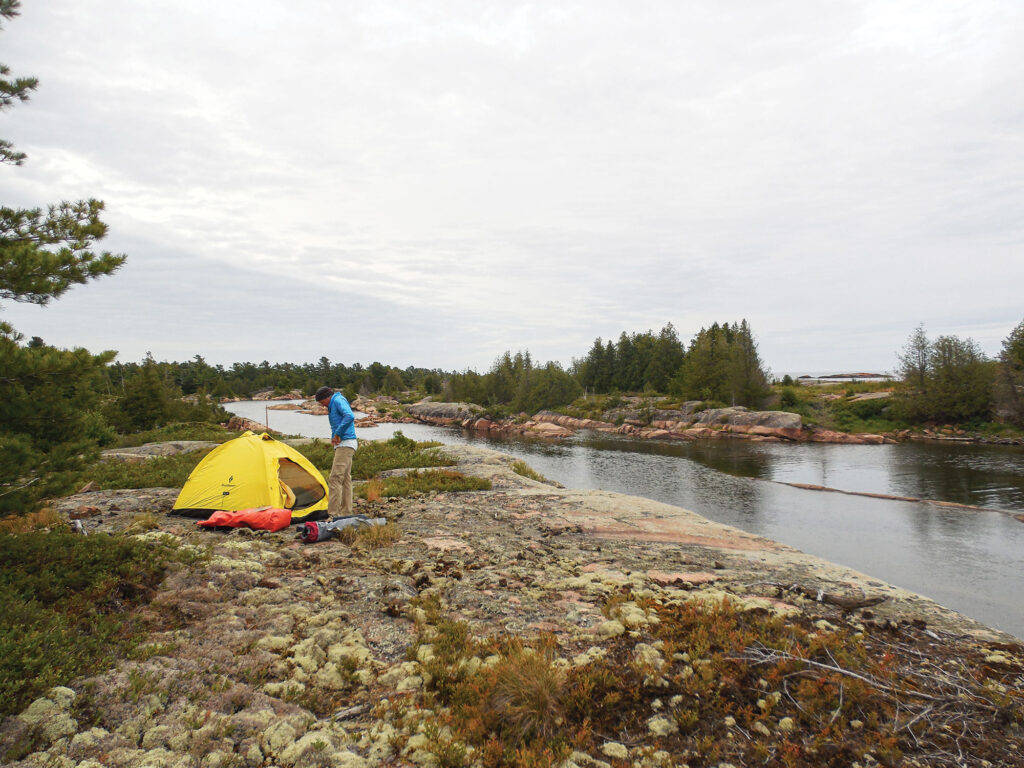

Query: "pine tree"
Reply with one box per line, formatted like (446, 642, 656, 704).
(898, 324, 931, 392)
(1, 327, 117, 514)
(892, 326, 995, 424)
(997, 319, 1024, 426)
(670, 321, 770, 406)
(927, 336, 993, 423)
(726, 319, 771, 407)
(0, 2, 127, 514)
(644, 323, 685, 393)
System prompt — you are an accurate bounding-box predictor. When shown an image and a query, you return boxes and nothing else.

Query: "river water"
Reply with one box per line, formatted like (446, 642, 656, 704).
(228, 401, 1024, 639)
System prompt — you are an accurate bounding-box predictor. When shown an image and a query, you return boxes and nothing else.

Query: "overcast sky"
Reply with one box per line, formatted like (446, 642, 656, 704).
(2, 1, 1022, 375)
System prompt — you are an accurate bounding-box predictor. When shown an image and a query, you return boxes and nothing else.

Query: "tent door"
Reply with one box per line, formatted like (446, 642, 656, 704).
(277, 459, 326, 510)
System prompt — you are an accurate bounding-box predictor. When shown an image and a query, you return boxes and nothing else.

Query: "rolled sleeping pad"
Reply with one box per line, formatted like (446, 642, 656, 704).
(299, 515, 387, 543)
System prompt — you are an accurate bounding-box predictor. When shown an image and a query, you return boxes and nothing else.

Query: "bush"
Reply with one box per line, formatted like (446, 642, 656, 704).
(356, 470, 491, 499)
(0, 530, 181, 718)
(830, 397, 901, 433)
(115, 422, 238, 448)
(79, 450, 212, 490)
(779, 387, 799, 409)
(295, 432, 454, 479)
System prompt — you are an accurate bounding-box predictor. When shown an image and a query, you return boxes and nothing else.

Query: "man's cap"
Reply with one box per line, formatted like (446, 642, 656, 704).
(314, 386, 333, 401)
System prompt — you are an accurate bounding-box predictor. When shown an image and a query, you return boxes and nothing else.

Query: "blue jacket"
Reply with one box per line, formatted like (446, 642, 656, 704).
(327, 392, 357, 441)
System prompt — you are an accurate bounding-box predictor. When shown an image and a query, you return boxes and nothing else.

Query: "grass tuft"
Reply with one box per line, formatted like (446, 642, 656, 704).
(335, 520, 401, 548)
(511, 460, 547, 483)
(0, 507, 64, 534)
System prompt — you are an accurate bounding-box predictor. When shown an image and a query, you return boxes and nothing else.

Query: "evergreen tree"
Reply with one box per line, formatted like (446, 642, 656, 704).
(211, 376, 235, 399)
(489, 351, 517, 405)
(0, 328, 116, 514)
(631, 331, 657, 391)
(613, 332, 637, 391)
(0, 3, 126, 514)
(511, 351, 534, 412)
(644, 323, 685, 393)
(997, 318, 1024, 426)
(672, 323, 730, 402)
(927, 335, 993, 423)
(670, 321, 770, 407)
(1, 5, 124, 306)
(420, 371, 442, 395)
(892, 326, 995, 424)
(898, 324, 931, 392)
(381, 368, 404, 395)
(579, 338, 614, 394)
(115, 356, 171, 431)
(726, 319, 771, 407)
(0, 1, 35, 167)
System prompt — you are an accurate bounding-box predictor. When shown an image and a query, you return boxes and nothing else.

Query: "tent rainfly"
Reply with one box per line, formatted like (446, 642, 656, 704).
(172, 431, 329, 523)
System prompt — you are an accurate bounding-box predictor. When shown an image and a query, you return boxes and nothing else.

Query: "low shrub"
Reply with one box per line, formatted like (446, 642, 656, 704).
(779, 387, 799, 409)
(78, 449, 212, 490)
(829, 397, 903, 433)
(356, 470, 491, 499)
(0, 530, 182, 719)
(294, 432, 455, 479)
(405, 593, 1024, 768)
(115, 422, 238, 448)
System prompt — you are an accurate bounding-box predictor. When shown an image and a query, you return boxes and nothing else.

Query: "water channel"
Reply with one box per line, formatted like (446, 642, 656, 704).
(227, 401, 1024, 639)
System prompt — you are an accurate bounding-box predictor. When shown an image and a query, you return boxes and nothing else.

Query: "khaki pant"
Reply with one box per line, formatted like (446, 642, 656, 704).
(328, 445, 355, 518)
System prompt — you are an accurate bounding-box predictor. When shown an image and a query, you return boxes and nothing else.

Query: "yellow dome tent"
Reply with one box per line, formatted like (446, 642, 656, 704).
(172, 431, 329, 523)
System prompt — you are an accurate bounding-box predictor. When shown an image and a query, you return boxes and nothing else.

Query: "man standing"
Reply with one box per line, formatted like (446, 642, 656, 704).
(314, 386, 358, 518)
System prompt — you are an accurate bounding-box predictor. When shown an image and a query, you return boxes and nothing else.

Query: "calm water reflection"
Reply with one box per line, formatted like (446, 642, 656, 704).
(227, 402, 1024, 638)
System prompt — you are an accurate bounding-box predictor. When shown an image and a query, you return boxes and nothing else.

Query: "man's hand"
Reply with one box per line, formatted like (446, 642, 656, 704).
(331, 435, 340, 446)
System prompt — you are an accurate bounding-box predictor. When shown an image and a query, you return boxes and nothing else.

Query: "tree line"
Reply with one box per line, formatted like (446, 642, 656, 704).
(892, 321, 1024, 427)
(105, 355, 445, 403)
(573, 320, 772, 406)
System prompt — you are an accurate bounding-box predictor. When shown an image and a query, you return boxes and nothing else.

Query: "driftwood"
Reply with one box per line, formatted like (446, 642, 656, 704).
(749, 582, 890, 611)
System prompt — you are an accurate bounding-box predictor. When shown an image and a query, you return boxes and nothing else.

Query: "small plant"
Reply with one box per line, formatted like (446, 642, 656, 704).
(422, 722, 469, 768)
(126, 511, 160, 532)
(482, 640, 566, 745)
(363, 477, 383, 502)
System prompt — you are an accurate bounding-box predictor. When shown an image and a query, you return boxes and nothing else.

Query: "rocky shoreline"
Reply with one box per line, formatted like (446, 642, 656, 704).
(4, 444, 1022, 767)
(223, 394, 1024, 446)
(396, 400, 1024, 446)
